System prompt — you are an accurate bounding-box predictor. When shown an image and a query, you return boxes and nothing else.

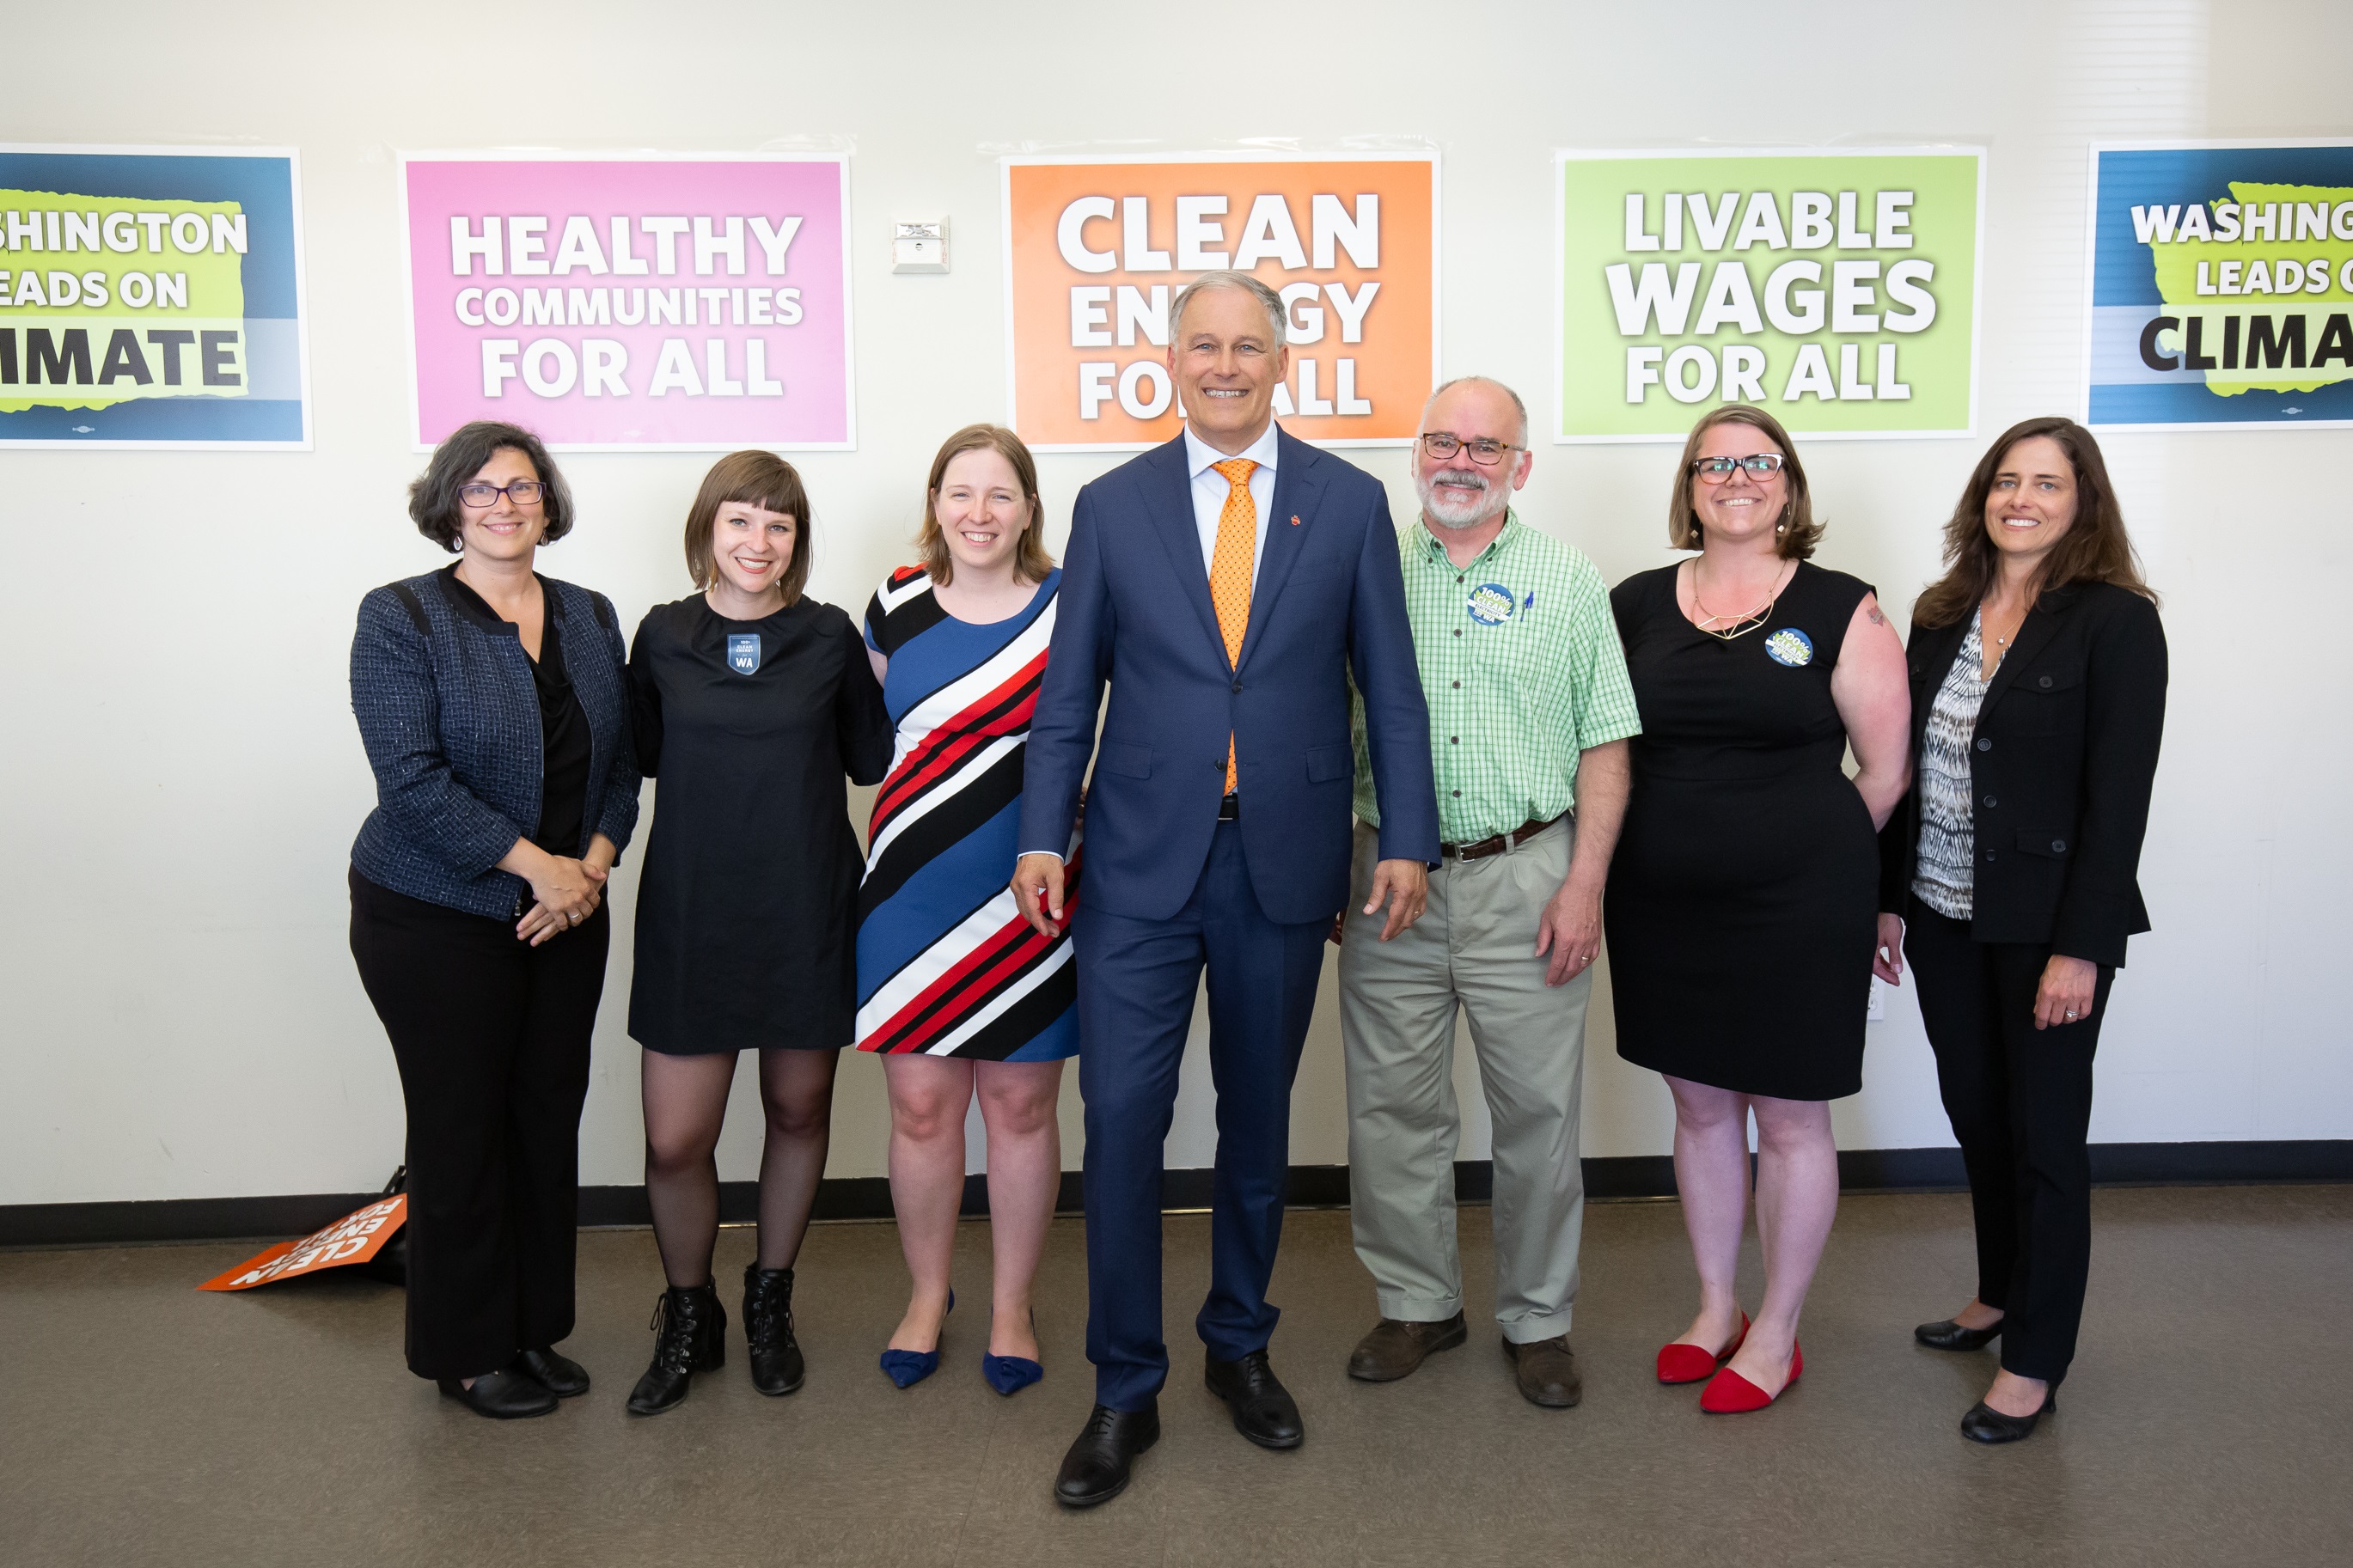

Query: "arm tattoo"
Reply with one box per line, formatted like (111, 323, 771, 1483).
(1867, 606, 1885, 625)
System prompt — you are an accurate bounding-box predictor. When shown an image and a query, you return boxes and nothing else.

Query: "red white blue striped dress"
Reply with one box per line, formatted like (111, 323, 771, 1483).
(853, 567, 1078, 1059)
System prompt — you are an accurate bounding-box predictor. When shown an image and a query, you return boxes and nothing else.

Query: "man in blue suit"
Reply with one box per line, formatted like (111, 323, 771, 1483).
(1013, 271, 1440, 1508)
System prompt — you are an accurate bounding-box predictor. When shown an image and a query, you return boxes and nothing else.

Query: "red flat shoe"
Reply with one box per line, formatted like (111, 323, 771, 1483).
(1699, 1340, 1802, 1413)
(1656, 1312, 1750, 1384)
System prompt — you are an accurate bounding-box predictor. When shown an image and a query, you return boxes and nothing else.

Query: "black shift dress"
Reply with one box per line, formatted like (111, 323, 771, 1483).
(1605, 561, 1879, 1101)
(626, 595, 892, 1055)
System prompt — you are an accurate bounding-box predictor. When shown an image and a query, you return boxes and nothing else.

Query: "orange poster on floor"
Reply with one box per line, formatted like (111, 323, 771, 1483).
(1002, 154, 1437, 450)
(198, 1196, 406, 1290)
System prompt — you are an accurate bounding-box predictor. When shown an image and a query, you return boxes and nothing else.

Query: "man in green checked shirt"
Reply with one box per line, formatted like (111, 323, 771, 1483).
(1338, 376, 1640, 1408)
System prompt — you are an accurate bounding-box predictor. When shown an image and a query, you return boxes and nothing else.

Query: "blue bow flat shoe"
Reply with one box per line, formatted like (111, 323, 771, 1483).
(982, 1353, 1043, 1396)
(879, 1290, 951, 1389)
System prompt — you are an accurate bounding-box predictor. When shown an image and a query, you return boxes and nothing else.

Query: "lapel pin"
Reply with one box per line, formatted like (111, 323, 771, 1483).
(1290, 514, 1301, 527)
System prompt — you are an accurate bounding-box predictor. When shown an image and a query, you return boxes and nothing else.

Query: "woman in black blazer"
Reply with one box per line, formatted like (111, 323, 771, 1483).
(349, 421, 640, 1420)
(1876, 416, 2166, 1444)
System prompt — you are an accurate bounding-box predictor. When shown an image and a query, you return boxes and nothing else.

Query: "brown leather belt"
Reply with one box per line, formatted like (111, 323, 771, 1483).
(1439, 812, 1564, 862)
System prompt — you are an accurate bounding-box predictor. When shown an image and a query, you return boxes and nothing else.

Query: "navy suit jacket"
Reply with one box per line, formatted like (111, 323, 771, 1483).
(1018, 428, 1439, 925)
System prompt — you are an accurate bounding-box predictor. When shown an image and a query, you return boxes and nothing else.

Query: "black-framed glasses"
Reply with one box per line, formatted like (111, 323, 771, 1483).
(1690, 455, 1786, 484)
(459, 480, 546, 508)
(1420, 432, 1520, 466)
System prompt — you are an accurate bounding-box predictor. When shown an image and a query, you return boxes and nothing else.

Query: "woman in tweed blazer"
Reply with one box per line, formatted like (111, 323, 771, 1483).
(348, 420, 641, 1420)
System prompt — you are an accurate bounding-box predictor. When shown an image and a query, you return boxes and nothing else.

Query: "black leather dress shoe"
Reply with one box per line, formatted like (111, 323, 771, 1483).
(1916, 1317, 2004, 1352)
(1205, 1350, 1304, 1449)
(1961, 1389, 2055, 1443)
(437, 1369, 559, 1419)
(1054, 1402, 1160, 1509)
(514, 1347, 590, 1398)
(743, 1263, 805, 1396)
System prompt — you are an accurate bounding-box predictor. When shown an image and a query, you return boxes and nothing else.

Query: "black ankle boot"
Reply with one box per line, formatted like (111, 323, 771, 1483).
(743, 1263, 806, 1396)
(626, 1283, 727, 1416)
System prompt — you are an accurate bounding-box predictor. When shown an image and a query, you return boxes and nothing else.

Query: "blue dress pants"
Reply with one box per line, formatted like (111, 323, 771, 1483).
(1076, 821, 1330, 1411)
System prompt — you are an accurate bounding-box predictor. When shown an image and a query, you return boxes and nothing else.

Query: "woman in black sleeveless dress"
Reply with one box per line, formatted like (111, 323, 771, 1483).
(1606, 406, 1910, 1413)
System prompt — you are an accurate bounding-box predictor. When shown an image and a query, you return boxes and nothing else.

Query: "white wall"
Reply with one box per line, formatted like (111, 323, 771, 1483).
(3, 0, 2347, 1207)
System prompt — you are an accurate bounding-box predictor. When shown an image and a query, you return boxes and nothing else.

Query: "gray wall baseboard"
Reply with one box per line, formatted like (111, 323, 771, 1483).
(6, 1139, 2345, 1249)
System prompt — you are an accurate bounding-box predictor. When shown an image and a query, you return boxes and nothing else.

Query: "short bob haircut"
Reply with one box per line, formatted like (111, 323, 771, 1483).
(683, 450, 814, 604)
(407, 420, 575, 553)
(1912, 416, 2157, 628)
(1666, 404, 1821, 560)
(918, 424, 1054, 586)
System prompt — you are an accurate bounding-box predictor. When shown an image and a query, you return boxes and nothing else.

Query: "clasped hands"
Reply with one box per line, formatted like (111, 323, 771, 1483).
(504, 837, 614, 947)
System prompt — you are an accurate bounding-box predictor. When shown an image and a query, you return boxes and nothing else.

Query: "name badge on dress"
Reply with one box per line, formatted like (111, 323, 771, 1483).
(726, 633, 761, 674)
(1764, 627, 1814, 667)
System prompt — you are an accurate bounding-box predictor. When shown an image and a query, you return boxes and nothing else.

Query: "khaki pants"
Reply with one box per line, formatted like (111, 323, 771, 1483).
(1337, 817, 1590, 1342)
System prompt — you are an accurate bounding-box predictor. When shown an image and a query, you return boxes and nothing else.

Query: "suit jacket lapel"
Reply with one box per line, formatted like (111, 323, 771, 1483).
(1141, 436, 1228, 666)
(1983, 586, 2075, 715)
(1236, 429, 1323, 674)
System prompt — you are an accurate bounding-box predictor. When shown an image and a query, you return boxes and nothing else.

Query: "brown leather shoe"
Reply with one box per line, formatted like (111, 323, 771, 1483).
(1502, 1334, 1583, 1408)
(1346, 1311, 1468, 1382)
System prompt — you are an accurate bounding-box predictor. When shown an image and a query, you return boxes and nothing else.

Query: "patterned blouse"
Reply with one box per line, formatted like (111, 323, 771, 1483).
(1911, 611, 1991, 920)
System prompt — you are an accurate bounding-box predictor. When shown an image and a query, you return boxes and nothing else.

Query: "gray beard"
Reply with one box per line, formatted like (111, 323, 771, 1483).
(1419, 473, 1503, 529)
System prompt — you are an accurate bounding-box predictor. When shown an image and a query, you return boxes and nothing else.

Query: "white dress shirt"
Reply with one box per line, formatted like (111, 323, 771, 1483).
(1183, 419, 1280, 587)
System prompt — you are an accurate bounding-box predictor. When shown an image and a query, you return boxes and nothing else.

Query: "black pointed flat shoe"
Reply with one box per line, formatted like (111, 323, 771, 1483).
(1915, 1317, 2004, 1352)
(437, 1369, 559, 1419)
(1961, 1389, 2055, 1443)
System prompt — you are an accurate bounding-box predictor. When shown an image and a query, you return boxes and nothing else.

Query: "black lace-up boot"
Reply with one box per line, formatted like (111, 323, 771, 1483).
(743, 1262, 806, 1395)
(626, 1283, 726, 1416)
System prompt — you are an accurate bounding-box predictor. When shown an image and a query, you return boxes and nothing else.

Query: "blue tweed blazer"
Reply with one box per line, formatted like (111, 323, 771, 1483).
(349, 565, 641, 919)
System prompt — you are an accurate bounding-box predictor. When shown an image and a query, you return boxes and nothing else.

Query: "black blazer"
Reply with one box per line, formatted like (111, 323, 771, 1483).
(1878, 580, 2167, 967)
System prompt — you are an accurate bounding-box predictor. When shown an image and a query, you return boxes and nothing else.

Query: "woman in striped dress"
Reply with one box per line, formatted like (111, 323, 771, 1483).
(857, 424, 1077, 1394)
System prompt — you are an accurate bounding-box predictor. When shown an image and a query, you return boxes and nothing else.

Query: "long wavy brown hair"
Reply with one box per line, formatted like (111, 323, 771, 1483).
(1913, 417, 2156, 628)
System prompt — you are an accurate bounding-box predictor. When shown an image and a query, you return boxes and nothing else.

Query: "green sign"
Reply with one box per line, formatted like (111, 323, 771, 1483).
(1555, 149, 1982, 442)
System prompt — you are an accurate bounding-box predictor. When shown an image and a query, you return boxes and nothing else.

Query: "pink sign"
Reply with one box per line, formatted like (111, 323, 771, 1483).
(400, 155, 853, 450)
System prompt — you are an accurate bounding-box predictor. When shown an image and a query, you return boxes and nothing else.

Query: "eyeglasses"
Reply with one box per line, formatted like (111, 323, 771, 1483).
(1420, 432, 1520, 466)
(459, 480, 546, 508)
(1690, 455, 1786, 484)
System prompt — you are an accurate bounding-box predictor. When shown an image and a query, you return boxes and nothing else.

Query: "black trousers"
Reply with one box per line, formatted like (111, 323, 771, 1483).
(348, 869, 608, 1380)
(1904, 906, 2113, 1382)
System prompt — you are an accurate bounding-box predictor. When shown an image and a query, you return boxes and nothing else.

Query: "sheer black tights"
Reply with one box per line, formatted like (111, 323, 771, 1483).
(641, 1048, 838, 1287)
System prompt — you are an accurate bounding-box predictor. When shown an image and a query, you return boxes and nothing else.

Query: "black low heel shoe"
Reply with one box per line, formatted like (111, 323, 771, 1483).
(1961, 1389, 2056, 1444)
(437, 1368, 558, 1419)
(743, 1262, 805, 1396)
(1915, 1317, 2004, 1352)
(626, 1283, 727, 1416)
(513, 1347, 590, 1398)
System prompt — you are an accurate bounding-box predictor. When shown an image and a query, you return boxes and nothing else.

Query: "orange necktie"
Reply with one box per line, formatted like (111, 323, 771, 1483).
(1208, 458, 1257, 795)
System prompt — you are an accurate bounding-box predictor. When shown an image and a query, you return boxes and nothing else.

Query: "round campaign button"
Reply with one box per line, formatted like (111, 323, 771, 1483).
(1763, 627, 1814, 667)
(1465, 583, 1518, 625)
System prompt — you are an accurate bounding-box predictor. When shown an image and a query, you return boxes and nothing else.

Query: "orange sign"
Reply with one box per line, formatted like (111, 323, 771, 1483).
(1002, 155, 1437, 450)
(199, 1196, 406, 1290)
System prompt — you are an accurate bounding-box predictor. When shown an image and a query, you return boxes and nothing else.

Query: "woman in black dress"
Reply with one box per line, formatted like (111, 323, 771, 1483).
(621, 451, 891, 1414)
(1607, 405, 1910, 1412)
(1879, 418, 2164, 1443)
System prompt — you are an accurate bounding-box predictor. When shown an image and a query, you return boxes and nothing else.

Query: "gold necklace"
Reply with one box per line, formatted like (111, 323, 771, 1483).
(1690, 562, 1786, 642)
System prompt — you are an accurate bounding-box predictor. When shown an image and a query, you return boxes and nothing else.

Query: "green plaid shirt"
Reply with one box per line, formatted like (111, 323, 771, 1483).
(1354, 509, 1641, 844)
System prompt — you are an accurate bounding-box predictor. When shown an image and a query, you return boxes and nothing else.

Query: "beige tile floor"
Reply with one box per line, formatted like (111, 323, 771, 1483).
(3, 1186, 2349, 1567)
